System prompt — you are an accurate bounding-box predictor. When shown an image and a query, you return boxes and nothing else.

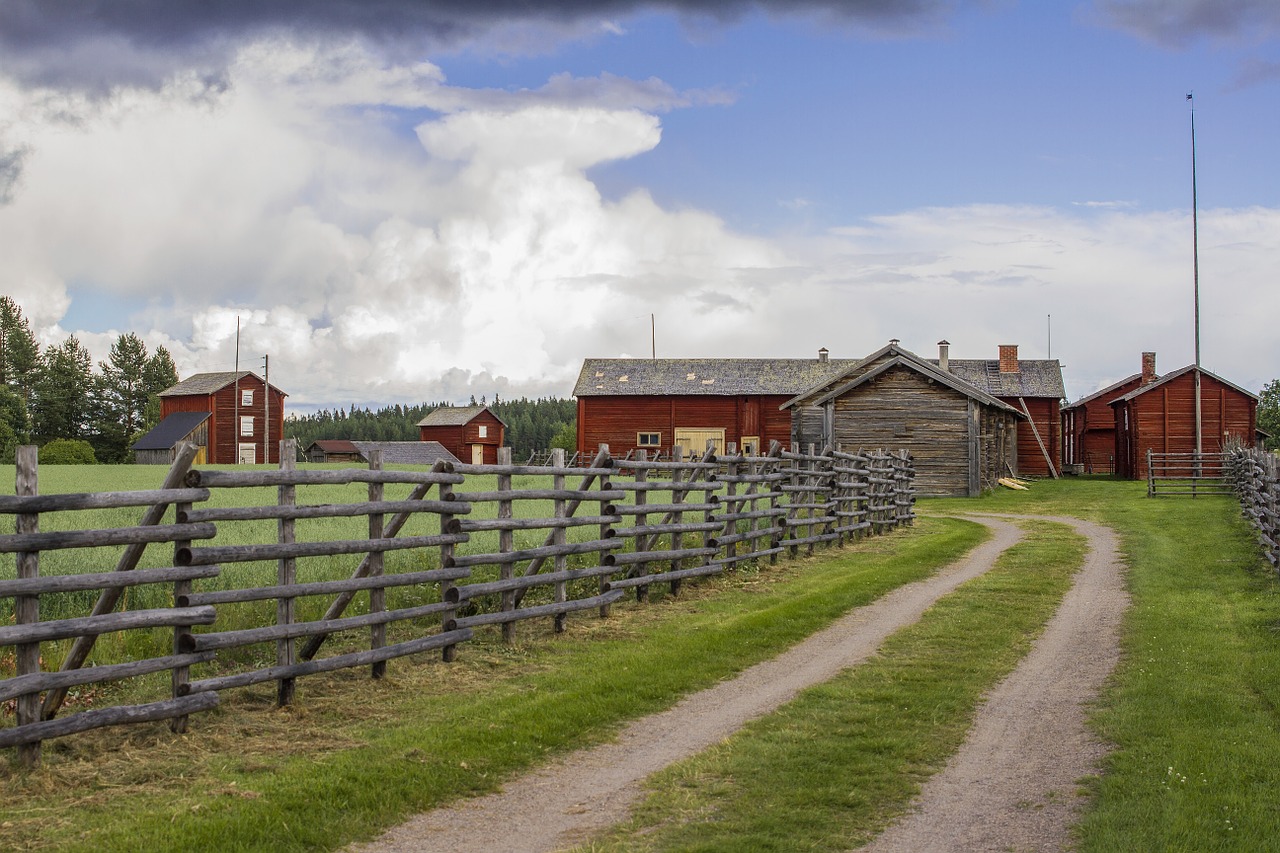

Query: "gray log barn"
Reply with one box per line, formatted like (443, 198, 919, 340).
(783, 341, 1024, 497)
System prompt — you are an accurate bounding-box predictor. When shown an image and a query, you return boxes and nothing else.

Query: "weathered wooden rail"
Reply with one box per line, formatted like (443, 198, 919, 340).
(1226, 446, 1280, 571)
(1146, 450, 1232, 497)
(1, 440, 914, 767)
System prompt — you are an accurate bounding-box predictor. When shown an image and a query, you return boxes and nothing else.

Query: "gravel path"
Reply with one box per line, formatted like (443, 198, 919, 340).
(352, 514, 1125, 853)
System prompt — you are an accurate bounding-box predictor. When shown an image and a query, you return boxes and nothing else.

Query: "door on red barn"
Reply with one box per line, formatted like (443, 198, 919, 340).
(472, 444, 484, 464)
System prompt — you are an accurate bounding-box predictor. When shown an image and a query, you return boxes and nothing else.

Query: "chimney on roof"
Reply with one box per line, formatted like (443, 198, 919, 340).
(1141, 351, 1157, 385)
(999, 344, 1019, 373)
(889, 338, 900, 347)
(818, 347, 829, 362)
(938, 339, 950, 372)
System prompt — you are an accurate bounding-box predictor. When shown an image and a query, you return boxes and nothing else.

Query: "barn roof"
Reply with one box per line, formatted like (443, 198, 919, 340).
(573, 357, 858, 397)
(1063, 373, 1144, 411)
(1111, 365, 1259, 404)
(939, 359, 1066, 400)
(305, 439, 360, 455)
(351, 441, 461, 466)
(131, 411, 210, 451)
(793, 344, 1023, 415)
(159, 371, 287, 398)
(416, 405, 506, 428)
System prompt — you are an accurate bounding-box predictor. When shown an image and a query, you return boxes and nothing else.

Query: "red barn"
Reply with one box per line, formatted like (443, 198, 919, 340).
(939, 342, 1065, 478)
(1110, 364, 1258, 480)
(573, 353, 857, 458)
(147, 371, 287, 464)
(417, 405, 506, 465)
(1061, 352, 1155, 474)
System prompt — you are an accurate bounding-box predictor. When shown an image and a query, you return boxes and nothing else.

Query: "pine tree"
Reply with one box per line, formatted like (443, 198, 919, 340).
(0, 296, 41, 404)
(32, 335, 94, 442)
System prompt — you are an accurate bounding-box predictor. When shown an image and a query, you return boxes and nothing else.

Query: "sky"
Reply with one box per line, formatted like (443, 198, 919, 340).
(1, 0, 1277, 412)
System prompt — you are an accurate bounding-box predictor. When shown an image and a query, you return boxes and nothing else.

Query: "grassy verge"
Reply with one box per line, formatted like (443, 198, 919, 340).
(573, 521, 1087, 852)
(1, 517, 984, 851)
(947, 478, 1280, 851)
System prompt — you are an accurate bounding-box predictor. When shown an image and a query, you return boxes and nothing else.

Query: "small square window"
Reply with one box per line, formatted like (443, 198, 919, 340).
(241, 389, 254, 406)
(478, 424, 488, 438)
(240, 416, 254, 437)
(637, 432, 660, 447)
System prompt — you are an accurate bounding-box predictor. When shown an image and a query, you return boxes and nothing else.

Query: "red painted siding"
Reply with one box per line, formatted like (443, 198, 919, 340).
(419, 410, 506, 464)
(578, 394, 794, 457)
(160, 375, 286, 464)
(999, 396, 1061, 476)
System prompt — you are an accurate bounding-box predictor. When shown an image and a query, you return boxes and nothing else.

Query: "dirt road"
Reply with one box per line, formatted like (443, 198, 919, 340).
(353, 514, 1126, 853)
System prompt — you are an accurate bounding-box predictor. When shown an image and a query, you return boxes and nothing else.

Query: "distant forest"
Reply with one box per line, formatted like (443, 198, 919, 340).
(283, 396, 577, 459)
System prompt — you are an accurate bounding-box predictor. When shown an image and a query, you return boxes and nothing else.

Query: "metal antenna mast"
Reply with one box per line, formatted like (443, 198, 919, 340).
(1189, 92, 1203, 460)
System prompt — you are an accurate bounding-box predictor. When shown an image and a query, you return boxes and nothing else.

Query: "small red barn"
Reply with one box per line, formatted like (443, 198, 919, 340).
(574, 353, 856, 458)
(151, 371, 287, 464)
(417, 405, 505, 465)
(1061, 352, 1155, 473)
(1110, 364, 1258, 480)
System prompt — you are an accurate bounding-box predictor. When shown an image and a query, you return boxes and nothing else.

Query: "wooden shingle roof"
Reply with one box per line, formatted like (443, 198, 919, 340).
(159, 371, 286, 398)
(351, 441, 461, 466)
(573, 358, 858, 397)
(940, 359, 1066, 400)
(417, 405, 505, 428)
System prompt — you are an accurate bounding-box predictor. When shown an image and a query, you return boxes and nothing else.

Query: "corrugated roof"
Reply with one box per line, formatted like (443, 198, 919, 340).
(573, 357, 858, 397)
(351, 441, 461, 466)
(131, 412, 210, 451)
(416, 405, 506, 427)
(159, 371, 286, 398)
(940, 359, 1066, 399)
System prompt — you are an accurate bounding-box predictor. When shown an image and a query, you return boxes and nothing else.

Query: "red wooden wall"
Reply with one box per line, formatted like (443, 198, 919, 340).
(577, 394, 793, 457)
(1000, 396, 1061, 476)
(419, 410, 505, 464)
(160, 375, 286, 464)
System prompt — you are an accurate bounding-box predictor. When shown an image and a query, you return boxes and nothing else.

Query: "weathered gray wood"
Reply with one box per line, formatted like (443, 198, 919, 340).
(609, 480, 718, 493)
(43, 442, 203, 722)
(458, 514, 619, 532)
(186, 600, 456, 652)
(180, 498, 467, 523)
(0, 652, 214, 703)
(611, 546, 718, 565)
(367, 450, 387, 679)
(456, 488, 624, 503)
(612, 501, 718, 515)
(454, 563, 622, 599)
(604, 562, 727, 590)
(611, 521, 721, 538)
(183, 629, 474, 695)
(186, 467, 463, 488)
(447, 590, 625, 630)
(277, 438, 298, 705)
(0, 565, 219, 598)
(513, 445, 615, 589)
(0, 693, 219, 749)
(0, 605, 215, 646)
(15, 445, 40, 767)
(181, 567, 469, 606)
(0, 521, 216, 554)
(0, 488, 209, 515)
(179, 531, 469, 565)
(446, 538, 622, 567)
(451, 463, 613, 477)
(551, 448, 569, 633)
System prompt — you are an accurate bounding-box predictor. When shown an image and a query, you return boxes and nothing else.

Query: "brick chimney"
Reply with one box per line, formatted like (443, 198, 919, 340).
(998, 344, 1019, 373)
(1141, 351, 1157, 385)
(937, 339, 950, 371)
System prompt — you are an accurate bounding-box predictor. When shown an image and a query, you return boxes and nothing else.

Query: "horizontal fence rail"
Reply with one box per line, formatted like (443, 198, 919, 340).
(1, 439, 915, 767)
(1226, 446, 1280, 571)
(1147, 450, 1233, 497)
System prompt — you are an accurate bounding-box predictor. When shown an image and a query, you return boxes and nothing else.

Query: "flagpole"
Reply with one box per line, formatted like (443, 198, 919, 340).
(1189, 92, 1203, 466)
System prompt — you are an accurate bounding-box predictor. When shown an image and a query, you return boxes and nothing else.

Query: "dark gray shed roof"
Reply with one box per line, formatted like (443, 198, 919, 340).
(131, 412, 210, 451)
(417, 405, 506, 428)
(160, 371, 286, 398)
(351, 441, 461, 466)
(938, 359, 1066, 400)
(573, 358, 858, 397)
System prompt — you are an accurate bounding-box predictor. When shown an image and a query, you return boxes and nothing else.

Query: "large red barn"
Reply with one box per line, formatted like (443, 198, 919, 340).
(145, 371, 287, 464)
(1110, 364, 1258, 479)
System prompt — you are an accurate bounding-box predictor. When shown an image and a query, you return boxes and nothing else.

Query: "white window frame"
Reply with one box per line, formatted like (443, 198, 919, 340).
(478, 424, 488, 438)
(241, 389, 254, 406)
(637, 432, 661, 447)
(240, 416, 254, 437)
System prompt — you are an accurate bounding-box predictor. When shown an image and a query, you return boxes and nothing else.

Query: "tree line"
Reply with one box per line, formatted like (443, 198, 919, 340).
(283, 395, 577, 460)
(0, 296, 180, 464)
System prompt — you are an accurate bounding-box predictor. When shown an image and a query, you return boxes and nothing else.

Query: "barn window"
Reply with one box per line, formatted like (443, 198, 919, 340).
(241, 389, 254, 406)
(637, 432, 661, 447)
(478, 424, 488, 438)
(240, 416, 254, 437)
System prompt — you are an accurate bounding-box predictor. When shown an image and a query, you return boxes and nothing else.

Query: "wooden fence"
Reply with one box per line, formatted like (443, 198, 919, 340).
(1146, 450, 1232, 497)
(1, 440, 914, 767)
(1226, 446, 1280, 571)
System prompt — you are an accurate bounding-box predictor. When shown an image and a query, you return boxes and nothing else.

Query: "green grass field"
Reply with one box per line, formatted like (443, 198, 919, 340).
(2, 471, 1278, 852)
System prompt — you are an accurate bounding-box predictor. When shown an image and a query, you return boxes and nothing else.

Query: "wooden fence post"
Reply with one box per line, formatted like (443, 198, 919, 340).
(367, 450, 386, 678)
(598, 444, 614, 618)
(551, 448, 568, 633)
(278, 438, 298, 703)
(497, 446, 516, 642)
(15, 445, 40, 768)
(633, 450, 650, 603)
(171, 496, 195, 734)
(440, 471, 458, 663)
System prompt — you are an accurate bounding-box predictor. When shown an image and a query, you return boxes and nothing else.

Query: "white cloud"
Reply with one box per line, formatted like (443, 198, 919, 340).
(1, 37, 1277, 416)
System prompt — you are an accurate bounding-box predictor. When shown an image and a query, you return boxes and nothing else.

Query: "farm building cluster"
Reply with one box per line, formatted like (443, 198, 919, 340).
(133, 340, 1261, 497)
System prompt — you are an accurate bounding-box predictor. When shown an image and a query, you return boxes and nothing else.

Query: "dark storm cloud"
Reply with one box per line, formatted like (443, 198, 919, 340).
(0, 0, 964, 90)
(1098, 0, 1280, 47)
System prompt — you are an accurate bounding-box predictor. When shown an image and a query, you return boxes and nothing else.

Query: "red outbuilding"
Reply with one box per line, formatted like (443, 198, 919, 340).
(1061, 352, 1156, 474)
(417, 405, 506, 465)
(145, 371, 287, 464)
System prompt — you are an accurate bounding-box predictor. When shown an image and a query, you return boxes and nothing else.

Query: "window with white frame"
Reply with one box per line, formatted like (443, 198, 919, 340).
(240, 416, 254, 437)
(637, 432, 661, 447)
(241, 389, 254, 406)
(478, 424, 488, 438)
